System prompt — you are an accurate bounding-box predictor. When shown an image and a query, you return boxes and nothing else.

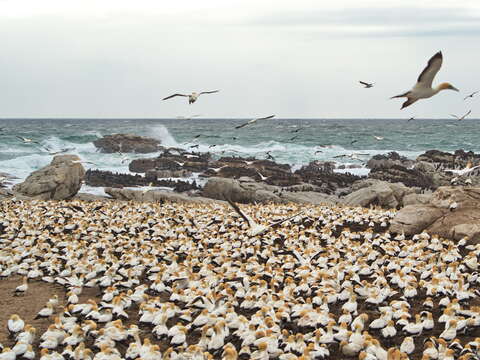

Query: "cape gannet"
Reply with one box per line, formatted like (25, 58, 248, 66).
(450, 110, 471, 121)
(464, 91, 478, 100)
(359, 81, 374, 88)
(162, 90, 219, 104)
(235, 115, 275, 129)
(391, 51, 458, 109)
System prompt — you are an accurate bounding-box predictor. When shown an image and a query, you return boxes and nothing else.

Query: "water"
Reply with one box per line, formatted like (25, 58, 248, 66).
(0, 118, 478, 194)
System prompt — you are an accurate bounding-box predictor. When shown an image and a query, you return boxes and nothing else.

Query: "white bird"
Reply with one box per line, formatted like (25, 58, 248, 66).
(373, 136, 384, 141)
(391, 51, 458, 109)
(16, 136, 40, 145)
(235, 115, 276, 129)
(444, 162, 480, 176)
(162, 90, 219, 104)
(227, 199, 303, 237)
(450, 110, 472, 121)
(7, 315, 24, 335)
(359, 81, 374, 88)
(14, 277, 28, 295)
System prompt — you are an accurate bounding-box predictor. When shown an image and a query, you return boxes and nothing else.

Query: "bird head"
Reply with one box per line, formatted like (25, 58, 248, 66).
(439, 82, 459, 92)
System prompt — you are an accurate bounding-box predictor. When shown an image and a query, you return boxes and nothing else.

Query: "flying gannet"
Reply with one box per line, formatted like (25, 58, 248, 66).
(450, 110, 471, 121)
(391, 51, 458, 109)
(163, 91, 219, 104)
(359, 81, 374, 88)
(464, 91, 478, 100)
(235, 115, 275, 129)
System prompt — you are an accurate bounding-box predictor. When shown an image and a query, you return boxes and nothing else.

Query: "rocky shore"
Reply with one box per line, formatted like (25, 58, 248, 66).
(3, 133, 480, 242)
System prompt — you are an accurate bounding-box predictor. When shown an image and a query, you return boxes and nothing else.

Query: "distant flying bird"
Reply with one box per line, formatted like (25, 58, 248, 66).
(407, 117, 416, 122)
(373, 136, 384, 141)
(162, 90, 219, 104)
(359, 81, 374, 88)
(235, 115, 275, 129)
(350, 140, 358, 145)
(464, 91, 478, 100)
(391, 51, 459, 109)
(16, 136, 40, 145)
(43, 147, 75, 155)
(290, 127, 304, 133)
(450, 110, 472, 121)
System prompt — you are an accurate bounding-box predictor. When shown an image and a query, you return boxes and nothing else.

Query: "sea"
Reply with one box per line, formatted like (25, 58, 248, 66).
(0, 118, 479, 195)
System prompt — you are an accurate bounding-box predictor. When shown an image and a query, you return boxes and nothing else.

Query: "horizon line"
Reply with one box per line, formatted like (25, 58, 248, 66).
(0, 117, 478, 120)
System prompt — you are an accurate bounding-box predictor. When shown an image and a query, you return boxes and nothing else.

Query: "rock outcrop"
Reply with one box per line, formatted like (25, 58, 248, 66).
(84, 169, 199, 192)
(343, 179, 418, 209)
(93, 134, 162, 153)
(367, 152, 415, 170)
(105, 187, 219, 204)
(369, 165, 434, 189)
(390, 186, 480, 243)
(13, 155, 85, 200)
(202, 177, 339, 205)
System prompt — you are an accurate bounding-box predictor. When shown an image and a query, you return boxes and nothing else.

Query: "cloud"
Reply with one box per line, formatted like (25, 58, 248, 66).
(247, 6, 480, 37)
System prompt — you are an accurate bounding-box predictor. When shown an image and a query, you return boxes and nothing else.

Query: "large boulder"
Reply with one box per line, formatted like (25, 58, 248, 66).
(202, 177, 280, 204)
(13, 155, 85, 200)
(390, 186, 480, 243)
(343, 179, 417, 208)
(93, 134, 162, 153)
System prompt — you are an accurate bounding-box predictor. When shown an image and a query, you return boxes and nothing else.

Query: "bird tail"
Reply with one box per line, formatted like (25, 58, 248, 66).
(390, 91, 410, 99)
(400, 98, 417, 110)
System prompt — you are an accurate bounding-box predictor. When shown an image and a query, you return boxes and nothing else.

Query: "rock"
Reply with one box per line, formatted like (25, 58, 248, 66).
(402, 192, 433, 206)
(369, 164, 434, 189)
(202, 177, 280, 204)
(0, 188, 13, 201)
(416, 149, 480, 167)
(390, 186, 480, 243)
(93, 134, 162, 153)
(129, 152, 210, 173)
(279, 191, 339, 205)
(390, 205, 444, 235)
(13, 155, 85, 200)
(367, 152, 415, 170)
(343, 180, 417, 208)
(84, 169, 199, 192)
(105, 187, 219, 204)
(295, 161, 362, 194)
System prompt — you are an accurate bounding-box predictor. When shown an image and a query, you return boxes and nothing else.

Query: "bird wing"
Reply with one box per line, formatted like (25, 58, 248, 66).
(235, 121, 252, 129)
(254, 115, 275, 121)
(227, 199, 253, 227)
(416, 51, 443, 88)
(359, 81, 371, 86)
(199, 90, 220, 96)
(162, 94, 188, 100)
(461, 110, 472, 119)
(269, 211, 304, 228)
(16, 136, 25, 141)
(449, 114, 459, 119)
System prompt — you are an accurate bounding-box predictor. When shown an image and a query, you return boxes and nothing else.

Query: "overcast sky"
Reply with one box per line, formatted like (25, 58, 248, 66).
(1, 0, 479, 118)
